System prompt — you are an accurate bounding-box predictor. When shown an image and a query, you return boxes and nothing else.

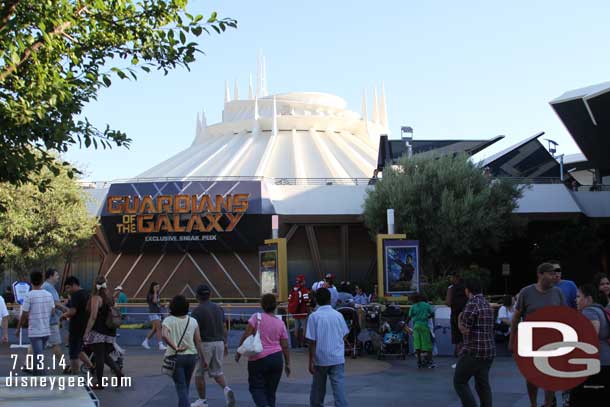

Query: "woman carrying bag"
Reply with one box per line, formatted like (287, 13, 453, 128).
(162, 295, 206, 407)
(236, 294, 291, 407)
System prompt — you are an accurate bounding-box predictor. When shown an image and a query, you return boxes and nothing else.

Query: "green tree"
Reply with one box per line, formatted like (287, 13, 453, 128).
(0, 0, 236, 187)
(364, 154, 524, 279)
(0, 159, 97, 278)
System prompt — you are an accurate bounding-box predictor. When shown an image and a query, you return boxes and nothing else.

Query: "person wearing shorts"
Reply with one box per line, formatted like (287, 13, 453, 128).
(42, 269, 68, 370)
(408, 293, 435, 368)
(190, 284, 235, 407)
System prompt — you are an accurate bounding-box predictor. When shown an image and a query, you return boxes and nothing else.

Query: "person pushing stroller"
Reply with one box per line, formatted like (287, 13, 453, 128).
(407, 293, 436, 368)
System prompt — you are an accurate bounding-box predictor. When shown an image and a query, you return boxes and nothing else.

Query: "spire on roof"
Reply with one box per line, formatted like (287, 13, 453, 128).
(372, 86, 379, 123)
(248, 74, 254, 99)
(225, 80, 231, 103)
(361, 89, 369, 135)
(272, 96, 278, 137)
(380, 82, 388, 128)
(234, 80, 239, 100)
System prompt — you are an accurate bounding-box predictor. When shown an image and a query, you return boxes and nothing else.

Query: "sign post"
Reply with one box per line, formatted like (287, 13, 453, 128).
(263, 238, 288, 302)
(11, 281, 31, 349)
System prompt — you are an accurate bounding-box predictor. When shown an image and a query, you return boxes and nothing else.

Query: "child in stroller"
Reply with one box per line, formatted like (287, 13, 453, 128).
(337, 306, 361, 358)
(378, 305, 408, 360)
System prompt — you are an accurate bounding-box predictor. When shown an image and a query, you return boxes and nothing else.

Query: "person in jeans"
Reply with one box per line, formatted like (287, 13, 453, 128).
(162, 295, 204, 407)
(42, 268, 68, 370)
(191, 284, 235, 407)
(307, 287, 350, 407)
(570, 284, 610, 405)
(453, 279, 495, 407)
(16, 270, 55, 375)
(83, 276, 124, 389)
(236, 294, 291, 407)
(509, 262, 566, 407)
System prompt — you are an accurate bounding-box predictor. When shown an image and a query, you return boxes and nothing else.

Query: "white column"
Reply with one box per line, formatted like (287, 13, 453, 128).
(387, 209, 395, 234)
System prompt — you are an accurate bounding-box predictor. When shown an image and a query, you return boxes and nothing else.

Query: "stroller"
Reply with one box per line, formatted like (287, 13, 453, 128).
(377, 305, 408, 360)
(337, 306, 361, 359)
(80, 342, 125, 374)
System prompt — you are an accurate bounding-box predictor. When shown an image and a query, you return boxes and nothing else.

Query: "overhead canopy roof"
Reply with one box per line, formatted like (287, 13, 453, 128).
(481, 132, 560, 178)
(377, 135, 504, 169)
(550, 81, 610, 175)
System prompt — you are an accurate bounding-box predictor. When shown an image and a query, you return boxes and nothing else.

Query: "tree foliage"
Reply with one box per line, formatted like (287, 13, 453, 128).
(364, 154, 524, 279)
(0, 0, 236, 188)
(0, 159, 97, 278)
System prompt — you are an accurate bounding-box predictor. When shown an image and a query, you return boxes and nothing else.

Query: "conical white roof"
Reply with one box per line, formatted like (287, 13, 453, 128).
(138, 92, 388, 180)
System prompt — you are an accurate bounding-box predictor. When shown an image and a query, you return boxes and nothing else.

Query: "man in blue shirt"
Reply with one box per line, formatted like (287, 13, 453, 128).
(306, 288, 350, 407)
(550, 259, 577, 309)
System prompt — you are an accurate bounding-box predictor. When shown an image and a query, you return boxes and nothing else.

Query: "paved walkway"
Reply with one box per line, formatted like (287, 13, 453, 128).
(0, 345, 550, 407)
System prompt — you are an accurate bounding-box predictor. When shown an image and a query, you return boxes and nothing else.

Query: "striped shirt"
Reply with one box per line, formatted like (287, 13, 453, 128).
(460, 294, 496, 359)
(306, 305, 349, 366)
(22, 289, 54, 338)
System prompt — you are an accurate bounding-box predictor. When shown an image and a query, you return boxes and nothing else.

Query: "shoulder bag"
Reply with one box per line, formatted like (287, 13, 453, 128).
(162, 317, 190, 376)
(237, 313, 263, 356)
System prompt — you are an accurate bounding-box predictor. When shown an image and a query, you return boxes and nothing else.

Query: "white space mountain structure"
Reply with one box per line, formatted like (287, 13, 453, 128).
(138, 57, 389, 182)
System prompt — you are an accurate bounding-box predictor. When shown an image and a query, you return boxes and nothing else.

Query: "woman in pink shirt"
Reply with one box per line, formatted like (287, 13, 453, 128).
(236, 294, 291, 407)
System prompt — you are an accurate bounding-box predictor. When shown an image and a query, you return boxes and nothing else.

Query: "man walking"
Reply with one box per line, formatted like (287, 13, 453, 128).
(453, 279, 495, 407)
(307, 287, 350, 407)
(61, 276, 93, 374)
(42, 269, 68, 370)
(190, 284, 235, 407)
(0, 293, 8, 344)
(16, 270, 55, 375)
(509, 263, 566, 407)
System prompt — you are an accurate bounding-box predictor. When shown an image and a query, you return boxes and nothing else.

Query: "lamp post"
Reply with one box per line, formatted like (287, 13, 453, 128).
(401, 126, 413, 158)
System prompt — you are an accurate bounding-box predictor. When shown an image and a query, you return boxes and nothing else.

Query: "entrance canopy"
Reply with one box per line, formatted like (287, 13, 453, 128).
(550, 81, 610, 176)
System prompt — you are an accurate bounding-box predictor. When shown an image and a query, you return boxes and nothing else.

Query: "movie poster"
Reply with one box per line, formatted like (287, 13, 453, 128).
(383, 240, 419, 295)
(259, 244, 278, 295)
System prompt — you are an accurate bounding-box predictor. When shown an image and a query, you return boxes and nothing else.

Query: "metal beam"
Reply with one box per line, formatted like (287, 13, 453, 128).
(341, 225, 349, 281)
(305, 225, 322, 279)
(284, 224, 299, 242)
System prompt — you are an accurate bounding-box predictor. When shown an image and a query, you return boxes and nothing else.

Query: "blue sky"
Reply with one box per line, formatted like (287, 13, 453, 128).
(66, 0, 610, 180)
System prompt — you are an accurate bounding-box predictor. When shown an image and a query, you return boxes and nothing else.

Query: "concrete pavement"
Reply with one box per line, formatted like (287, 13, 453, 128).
(0, 344, 546, 407)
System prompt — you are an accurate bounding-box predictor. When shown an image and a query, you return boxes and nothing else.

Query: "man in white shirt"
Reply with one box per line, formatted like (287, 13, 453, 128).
(42, 269, 68, 365)
(17, 270, 55, 375)
(307, 287, 350, 407)
(0, 294, 9, 344)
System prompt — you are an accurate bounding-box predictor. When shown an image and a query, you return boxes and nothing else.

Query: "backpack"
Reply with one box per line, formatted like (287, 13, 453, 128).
(287, 287, 302, 314)
(105, 304, 123, 330)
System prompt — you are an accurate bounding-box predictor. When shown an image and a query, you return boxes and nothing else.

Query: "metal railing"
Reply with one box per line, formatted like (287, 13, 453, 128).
(78, 176, 610, 189)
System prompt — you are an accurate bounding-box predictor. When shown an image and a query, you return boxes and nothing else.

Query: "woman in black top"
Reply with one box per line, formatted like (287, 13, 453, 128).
(84, 276, 123, 389)
(142, 282, 166, 350)
(446, 273, 468, 356)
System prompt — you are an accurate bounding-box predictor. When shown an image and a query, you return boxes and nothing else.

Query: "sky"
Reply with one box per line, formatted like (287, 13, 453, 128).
(65, 0, 610, 181)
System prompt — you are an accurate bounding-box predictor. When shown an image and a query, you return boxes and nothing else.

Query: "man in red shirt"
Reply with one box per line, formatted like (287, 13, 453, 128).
(288, 275, 310, 348)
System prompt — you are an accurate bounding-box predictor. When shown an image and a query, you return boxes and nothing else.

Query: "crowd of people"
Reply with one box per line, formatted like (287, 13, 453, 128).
(1, 264, 609, 407)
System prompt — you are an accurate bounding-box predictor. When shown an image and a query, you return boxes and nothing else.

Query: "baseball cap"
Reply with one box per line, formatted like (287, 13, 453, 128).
(114, 286, 123, 291)
(296, 274, 305, 283)
(537, 262, 558, 274)
(325, 273, 334, 280)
